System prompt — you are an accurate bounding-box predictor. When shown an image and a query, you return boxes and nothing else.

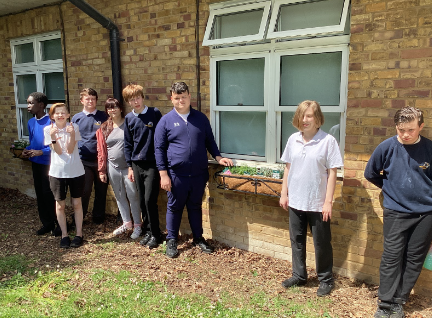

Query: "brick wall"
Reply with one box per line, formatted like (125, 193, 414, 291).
(0, 0, 431, 296)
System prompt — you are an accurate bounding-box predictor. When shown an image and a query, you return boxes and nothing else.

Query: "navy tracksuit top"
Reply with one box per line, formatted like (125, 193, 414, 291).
(154, 107, 221, 177)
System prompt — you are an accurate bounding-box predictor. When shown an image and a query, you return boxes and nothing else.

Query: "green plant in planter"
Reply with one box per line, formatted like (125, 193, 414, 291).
(11, 139, 30, 149)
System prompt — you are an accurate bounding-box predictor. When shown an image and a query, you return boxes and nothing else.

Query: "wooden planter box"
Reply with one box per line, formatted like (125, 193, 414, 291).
(10, 147, 27, 160)
(215, 172, 282, 197)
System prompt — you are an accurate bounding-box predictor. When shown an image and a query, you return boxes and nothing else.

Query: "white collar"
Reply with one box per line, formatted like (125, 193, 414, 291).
(36, 114, 49, 121)
(132, 106, 148, 116)
(83, 109, 97, 116)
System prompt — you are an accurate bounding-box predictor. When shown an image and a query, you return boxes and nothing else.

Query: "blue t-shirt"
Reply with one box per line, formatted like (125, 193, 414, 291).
(26, 114, 51, 165)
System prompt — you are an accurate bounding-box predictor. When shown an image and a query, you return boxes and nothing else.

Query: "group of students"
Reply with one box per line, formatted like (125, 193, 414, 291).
(23, 84, 431, 318)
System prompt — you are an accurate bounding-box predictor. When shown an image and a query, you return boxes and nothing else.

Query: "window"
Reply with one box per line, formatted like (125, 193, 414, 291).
(11, 32, 65, 139)
(205, 0, 350, 164)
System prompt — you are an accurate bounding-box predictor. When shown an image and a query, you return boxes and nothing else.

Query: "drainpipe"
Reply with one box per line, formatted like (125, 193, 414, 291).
(195, 0, 201, 112)
(68, 0, 123, 104)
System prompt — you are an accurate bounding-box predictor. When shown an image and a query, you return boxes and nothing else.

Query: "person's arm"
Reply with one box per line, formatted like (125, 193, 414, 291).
(66, 122, 76, 154)
(279, 163, 290, 210)
(154, 118, 171, 190)
(124, 116, 133, 169)
(159, 170, 171, 192)
(49, 123, 63, 155)
(96, 128, 108, 183)
(364, 146, 385, 189)
(202, 115, 233, 166)
(322, 168, 337, 222)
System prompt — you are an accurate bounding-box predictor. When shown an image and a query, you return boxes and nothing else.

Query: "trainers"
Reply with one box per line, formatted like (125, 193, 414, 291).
(113, 224, 132, 236)
(166, 239, 179, 258)
(60, 236, 71, 248)
(139, 232, 152, 246)
(281, 277, 306, 289)
(389, 304, 404, 318)
(130, 227, 142, 240)
(146, 236, 162, 249)
(374, 307, 390, 318)
(317, 281, 335, 297)
(70, 236, 84, 248)
(37, 225, 54, 235)
(192, 237, 214, 254)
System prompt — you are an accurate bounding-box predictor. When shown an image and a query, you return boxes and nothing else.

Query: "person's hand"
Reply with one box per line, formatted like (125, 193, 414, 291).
(322, 201, 332, 222)
(99, 173, 107, 183)
(50, 122, 58, 140)
(21, 149, 31, 158)
(279, 195, 289, 211)
(160, 174, 172, 192)
(26, 150, 43, 158)
(215, 156, 233, 166)
(128, 167, 135, 182)
(66, 122, 75, 137)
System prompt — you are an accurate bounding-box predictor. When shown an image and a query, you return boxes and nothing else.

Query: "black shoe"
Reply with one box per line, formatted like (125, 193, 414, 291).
(146, 236, 161, 249)
(52, 225, 62, 237)
(60, 236, 71, 248)
(139, 232, 151, 246)
(389, 304, 404, 318)
(374, 307, 390, 318)
(316, 281, 334, 297)
(281, 277, 306, 289)
(166, 239, 179, 258)
(192, 237, 214, 254)
(70, 236, 84, 248)
(37, 225, 54, 235)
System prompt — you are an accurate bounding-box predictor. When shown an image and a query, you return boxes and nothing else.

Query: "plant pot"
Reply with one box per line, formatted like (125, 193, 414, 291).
(217, 173, 282, 197)
(10, 147, 27, 160)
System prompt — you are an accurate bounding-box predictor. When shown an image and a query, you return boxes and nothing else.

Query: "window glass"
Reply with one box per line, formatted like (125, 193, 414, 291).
(277, 0, 345, 32)
(280, 111, 341, 157)
(15, 43, 34, 64)
(217, 58, 265, 106)
(220, 111, 266, 157)
(41, 39, 62, 61)
(44, 72, 65, 103)
(280, 52, 341, 106)
(20, 108, 33, 137)
(17, 74, 37, 104)
(211, 9, 264, 40)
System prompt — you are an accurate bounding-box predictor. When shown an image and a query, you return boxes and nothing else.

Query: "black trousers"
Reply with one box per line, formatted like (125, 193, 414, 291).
(32, 162, 56, 228)
(378, 208, 432, 304)
(82, 162, 108, 221)
(132, 161, 160, 237)
(289, 207, 334, 284)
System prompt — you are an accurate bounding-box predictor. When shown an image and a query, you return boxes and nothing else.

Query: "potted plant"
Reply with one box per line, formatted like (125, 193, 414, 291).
(217, 164, 284, 197)
(10, 139, 30, 160)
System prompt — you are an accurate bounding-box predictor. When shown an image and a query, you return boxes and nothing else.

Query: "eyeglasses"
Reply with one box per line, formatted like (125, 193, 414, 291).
(107, 106, 120, 111)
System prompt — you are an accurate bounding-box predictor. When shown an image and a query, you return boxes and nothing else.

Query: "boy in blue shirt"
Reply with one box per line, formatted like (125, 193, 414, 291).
(22, 92, 58, 236)
(155, 82, 233, 258)
(365, 106, 432, 318)
(72, 88, 108, 224)
(123, 84, 162, 248)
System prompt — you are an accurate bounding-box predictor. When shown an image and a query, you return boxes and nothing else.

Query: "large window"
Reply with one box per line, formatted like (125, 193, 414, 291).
(11, 32, 65, 139)
(204, 0, 350, 164)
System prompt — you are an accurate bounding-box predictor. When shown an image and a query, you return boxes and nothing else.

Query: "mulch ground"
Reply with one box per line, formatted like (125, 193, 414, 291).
(0, 187, 431, 317)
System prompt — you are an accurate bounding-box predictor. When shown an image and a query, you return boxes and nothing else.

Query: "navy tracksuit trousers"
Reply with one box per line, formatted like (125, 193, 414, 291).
(166, 173, 208, 240)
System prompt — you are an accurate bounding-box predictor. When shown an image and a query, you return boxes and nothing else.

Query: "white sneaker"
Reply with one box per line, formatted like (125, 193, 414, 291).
(113, 224, 132, 236)
(130, 227, 142, 239)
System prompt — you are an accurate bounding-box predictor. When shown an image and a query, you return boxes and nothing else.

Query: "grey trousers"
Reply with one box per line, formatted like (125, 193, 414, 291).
(108, 163, 141, 225)
(289, 207, 334, 284)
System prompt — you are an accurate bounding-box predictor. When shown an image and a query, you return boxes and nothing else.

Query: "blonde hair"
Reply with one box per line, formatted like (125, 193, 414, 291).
(292, 100, 324, 131)
(122, 84, 144, 103)
(49, 103, 69, 120)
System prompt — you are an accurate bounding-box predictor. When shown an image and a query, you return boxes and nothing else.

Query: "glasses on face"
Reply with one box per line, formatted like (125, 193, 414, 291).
(107, 106, 120, 111)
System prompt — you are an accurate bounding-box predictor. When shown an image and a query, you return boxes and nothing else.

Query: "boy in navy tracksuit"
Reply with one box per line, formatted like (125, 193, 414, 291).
(22, 92, 58, 236)
(123, 84, 162, 249)
(365, 106, 432, 318)
(154, 82, 233, 258)
(72, 88, 108, 224)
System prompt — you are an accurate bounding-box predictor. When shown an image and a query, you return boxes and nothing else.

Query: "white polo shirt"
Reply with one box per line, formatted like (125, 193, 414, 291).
(44, 122, 85, 178)
(281, 129, 343, 212)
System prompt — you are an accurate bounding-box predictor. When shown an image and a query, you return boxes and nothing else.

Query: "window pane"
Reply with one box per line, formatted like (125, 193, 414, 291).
(281, 111, 341, 157)
(280, 52, 341, 106)
(41, 38, 62, 61)
(277, 0, 345, 32)
(16, 74, 36, 104)
(217, 58, 264, 106)
(44, 72, 65, 103)
(211, 9, 263, 40)
(220, 111, 266, 157)
(20, 108, 33, 137)
(15, 43, 34, 64)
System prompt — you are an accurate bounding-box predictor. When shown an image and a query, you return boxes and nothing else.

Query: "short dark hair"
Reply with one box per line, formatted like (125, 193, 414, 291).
(28, 92, 48, 107)
(80, 88, 98, 101)
(170, 82, 189, 95)
(394, 106, 424, 126)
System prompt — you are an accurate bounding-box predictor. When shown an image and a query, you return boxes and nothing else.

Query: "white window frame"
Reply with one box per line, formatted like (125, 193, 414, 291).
(11, 31, 64, 139)
(267, 0, 350, 40)
(202, 0, 272, 47)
